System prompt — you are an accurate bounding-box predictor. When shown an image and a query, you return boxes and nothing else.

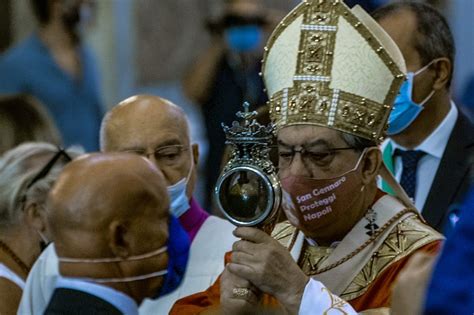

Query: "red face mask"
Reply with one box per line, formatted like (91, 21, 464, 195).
(280, 151, 365, 237)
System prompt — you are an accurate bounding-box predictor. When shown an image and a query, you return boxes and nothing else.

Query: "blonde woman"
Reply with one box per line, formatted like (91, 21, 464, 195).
(0, 143, 81, 314)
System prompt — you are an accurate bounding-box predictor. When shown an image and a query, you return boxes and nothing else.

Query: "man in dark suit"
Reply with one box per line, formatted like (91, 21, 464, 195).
(373, 2, 473, 233)
(43, 153, 189, 314)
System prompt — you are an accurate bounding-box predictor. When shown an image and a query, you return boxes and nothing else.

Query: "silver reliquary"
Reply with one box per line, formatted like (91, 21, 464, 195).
(214, 102, 281, 229)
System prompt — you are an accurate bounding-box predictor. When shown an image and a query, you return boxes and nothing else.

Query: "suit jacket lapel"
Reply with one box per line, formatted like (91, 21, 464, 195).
(422, 112, 474, 231)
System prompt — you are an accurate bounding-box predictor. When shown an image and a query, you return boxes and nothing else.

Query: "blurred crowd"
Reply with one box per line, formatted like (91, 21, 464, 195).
(0, 0, 472, 314)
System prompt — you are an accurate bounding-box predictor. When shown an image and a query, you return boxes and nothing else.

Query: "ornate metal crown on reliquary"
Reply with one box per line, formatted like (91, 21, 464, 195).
(214, 102, 281, 228)
(262, 0, 407, 143)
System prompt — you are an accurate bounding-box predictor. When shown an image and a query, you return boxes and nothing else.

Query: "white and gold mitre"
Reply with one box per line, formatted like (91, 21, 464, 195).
(262, 0, 407, 142)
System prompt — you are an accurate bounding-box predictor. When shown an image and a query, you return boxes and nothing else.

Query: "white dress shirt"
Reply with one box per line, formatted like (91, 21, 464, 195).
(55, 276, 139, 315)
(0, 262, 25, 289)
(387, 102, 458, 211)
(17, 244, 57, 315)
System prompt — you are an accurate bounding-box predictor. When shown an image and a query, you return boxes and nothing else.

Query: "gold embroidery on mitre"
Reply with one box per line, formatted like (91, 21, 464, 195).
(262, 0, 406, 143)
(340, 214, 443, 301)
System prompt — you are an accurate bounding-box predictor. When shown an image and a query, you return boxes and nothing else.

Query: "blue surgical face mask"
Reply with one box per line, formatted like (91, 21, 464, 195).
(154, 215, 190, 298)
(224, 25, 263, 53)
(167, 152, 193, 217)
(387, 61, 436, 135)
(57, 215, 190, 300)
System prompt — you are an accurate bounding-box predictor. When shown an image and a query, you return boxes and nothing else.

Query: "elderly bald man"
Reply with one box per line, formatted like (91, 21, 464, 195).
(43, 153, 189, 314)
(101, 95, 236, 314)
(18, 95, 236, 314)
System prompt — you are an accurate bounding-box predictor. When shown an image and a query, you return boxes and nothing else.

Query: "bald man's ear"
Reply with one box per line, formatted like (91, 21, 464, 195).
(192, 144, 199, 166)
(109, 221, 131, 258)
(432, 57, 452, 91)
(360, 147, 382, 185)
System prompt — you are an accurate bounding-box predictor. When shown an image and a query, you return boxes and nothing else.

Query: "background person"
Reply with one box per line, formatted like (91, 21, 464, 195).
(0, 0, 103, 151)
(374, 1, 474, 233)
(0, 94, 61, 155)
(0, 142, 80, 314)
(183, 0, 273, 210)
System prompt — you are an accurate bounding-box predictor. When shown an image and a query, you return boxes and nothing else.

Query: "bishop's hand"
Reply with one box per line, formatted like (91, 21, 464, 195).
(220, 265, 261, 315)
(227, 227, 309, 314)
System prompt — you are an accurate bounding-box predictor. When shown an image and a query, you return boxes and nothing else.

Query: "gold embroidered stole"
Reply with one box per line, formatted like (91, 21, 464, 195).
(272, 195, 443, 299)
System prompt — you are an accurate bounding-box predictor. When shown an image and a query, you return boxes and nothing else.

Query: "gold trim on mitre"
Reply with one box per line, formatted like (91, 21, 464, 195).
(262, 0, 406, 142)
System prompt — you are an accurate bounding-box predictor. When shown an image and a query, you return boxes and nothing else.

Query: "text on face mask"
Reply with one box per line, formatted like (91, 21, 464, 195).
(299, 193, 336, 212)
(296, 176, 346, 204)
(303, 206, 332, 222)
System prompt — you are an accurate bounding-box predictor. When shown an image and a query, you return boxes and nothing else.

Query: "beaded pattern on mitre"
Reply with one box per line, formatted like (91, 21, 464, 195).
(261, 0, 405, 143)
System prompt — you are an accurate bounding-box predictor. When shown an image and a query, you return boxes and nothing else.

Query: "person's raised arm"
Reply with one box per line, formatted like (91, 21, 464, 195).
(183, 38, 225, 106)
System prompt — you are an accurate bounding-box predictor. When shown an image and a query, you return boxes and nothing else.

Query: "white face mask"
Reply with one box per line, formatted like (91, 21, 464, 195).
(37, 230, 51, 251)
(167, 149, 194, 217)
(58, 246, 168, 284)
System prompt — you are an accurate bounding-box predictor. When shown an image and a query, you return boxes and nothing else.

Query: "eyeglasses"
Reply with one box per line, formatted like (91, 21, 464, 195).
(26, 147, 73, 189)
(124, 145, 188, 166)
(277, 146, 356, 170)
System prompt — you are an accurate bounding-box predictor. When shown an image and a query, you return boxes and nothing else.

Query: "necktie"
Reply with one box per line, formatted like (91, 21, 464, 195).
(394, 149, 426, 201)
